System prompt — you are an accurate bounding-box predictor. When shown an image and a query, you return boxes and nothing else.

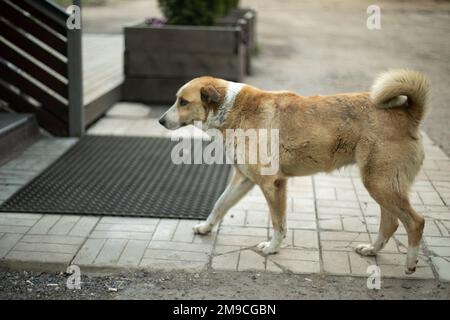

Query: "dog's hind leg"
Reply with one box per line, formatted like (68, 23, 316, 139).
(193, 167, 254, 234)
(257, 178, 287, 255)
(355, 206, 399, 256)
(357, 170, 424, 274)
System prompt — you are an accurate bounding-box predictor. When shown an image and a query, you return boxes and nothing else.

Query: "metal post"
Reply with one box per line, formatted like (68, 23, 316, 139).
(67, 0, 84, 137)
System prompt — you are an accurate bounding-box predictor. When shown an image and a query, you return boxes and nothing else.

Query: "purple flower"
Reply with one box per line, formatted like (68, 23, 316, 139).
(144, 17, 167, 27)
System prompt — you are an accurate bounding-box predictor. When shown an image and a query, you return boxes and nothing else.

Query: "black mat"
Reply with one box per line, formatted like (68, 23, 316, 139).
(0, 135, 231, 219)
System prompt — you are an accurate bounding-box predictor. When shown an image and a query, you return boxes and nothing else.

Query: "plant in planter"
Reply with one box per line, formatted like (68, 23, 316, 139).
(123, 0, 256, 104)
(158, 0, 224, 25)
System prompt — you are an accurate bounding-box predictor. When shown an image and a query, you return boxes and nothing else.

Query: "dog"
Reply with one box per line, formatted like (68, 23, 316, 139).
(158, 69, 430, 274)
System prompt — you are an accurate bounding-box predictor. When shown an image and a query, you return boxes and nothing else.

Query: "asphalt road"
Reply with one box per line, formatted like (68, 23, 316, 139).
(0, 269, 448, 300)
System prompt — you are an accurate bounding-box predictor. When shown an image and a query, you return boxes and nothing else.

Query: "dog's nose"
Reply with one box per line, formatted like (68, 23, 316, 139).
(159, 118, 166, 126)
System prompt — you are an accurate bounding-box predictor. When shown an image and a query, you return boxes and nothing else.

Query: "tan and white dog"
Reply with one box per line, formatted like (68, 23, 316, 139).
(159, 70, 430, 274)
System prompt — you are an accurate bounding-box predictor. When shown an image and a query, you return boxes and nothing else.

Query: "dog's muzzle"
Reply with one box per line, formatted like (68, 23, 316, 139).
(159, 106, 180, 130)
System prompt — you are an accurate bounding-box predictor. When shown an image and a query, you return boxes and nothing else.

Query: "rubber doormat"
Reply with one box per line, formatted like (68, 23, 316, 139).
(0, 135, 231, 219)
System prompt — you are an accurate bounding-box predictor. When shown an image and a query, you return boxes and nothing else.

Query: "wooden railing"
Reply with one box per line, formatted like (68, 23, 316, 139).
(0, 0, 83, 136)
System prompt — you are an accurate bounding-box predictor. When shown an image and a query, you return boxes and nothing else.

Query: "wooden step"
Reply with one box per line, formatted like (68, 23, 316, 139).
(0, 113, 40, 164)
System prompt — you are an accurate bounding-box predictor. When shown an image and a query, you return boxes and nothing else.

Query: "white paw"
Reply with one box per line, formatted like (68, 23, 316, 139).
(405, 246, 419, 274)
(355, 244, 377, 256)
(257, 241, 279, 255)
(405, 258, 418, 275)
(405, 265, 417, 275)
(193, 222, 212, 235)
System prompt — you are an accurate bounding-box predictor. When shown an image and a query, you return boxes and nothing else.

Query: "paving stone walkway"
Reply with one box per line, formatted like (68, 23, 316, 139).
(0, 103, 449, 282)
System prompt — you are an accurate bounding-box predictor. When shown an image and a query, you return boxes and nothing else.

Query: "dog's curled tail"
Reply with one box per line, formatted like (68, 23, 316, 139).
(370, 69, 430, 123)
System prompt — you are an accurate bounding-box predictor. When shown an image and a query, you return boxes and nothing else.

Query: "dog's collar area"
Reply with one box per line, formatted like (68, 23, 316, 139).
(206, 81, 245, 129)
(223, 81, 245, 109)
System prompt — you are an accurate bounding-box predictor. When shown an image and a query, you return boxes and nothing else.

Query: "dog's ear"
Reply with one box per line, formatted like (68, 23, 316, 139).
(200, 85, 221, 105)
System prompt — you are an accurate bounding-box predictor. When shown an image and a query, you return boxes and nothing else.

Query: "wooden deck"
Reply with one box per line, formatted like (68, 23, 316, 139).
(82, 34, 124, 125)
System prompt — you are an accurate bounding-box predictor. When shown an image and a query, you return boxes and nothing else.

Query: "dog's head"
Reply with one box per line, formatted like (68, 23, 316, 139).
(158, 76, 228, 130)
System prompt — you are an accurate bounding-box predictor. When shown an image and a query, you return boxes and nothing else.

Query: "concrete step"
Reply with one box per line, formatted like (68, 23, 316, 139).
(0, 113, 40, 164)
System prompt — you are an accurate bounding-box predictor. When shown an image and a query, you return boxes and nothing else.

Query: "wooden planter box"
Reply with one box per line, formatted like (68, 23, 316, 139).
(123, 24, 246, 104)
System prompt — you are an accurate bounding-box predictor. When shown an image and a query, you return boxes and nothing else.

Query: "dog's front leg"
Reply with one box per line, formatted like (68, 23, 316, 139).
(193, 168, 254, 234)
(257, 179, 287, 254)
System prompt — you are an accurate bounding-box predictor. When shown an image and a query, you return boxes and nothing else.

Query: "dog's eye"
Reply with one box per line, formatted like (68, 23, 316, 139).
(179, 98, 189, 107)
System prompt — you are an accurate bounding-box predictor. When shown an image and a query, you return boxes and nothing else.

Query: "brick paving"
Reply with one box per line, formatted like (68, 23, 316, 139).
(0, 103, 449, 281)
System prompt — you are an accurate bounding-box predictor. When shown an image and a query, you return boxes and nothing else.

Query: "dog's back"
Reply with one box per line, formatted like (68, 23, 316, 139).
(230, 70, 430, 176)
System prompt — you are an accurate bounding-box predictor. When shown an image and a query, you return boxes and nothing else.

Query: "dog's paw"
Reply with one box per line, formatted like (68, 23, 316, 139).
(193, 222, 212, 235)
(405, 246, 419, 275)
(257, 241, 279, 255)
(405, 266, 417, 275)
(355, 244, 377, 256)
(405, 259, 419, 275)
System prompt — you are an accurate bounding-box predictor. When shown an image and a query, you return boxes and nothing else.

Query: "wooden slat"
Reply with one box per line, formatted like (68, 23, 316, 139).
(125, 50, 243, 79)
(0, 0, 67, 55)
(0, 20, 67, 77)
(0, 19, 67, 77)
(124, 25, 241, 54)
(0, 83, 35, 113)
(24, 0, 69, 27)
(0, 62, 68, 120)
(123, 77, 189, 104)
(11, 0, 67, 36)
(0, 83, 68, 136)
(0, 40, 68, 98)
